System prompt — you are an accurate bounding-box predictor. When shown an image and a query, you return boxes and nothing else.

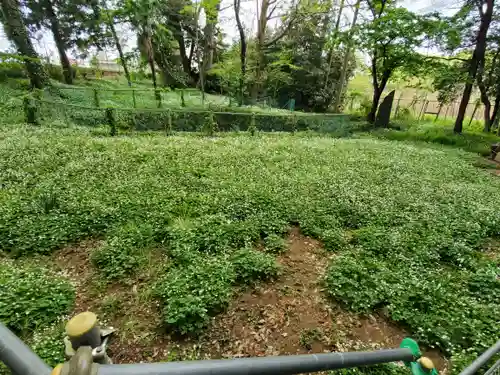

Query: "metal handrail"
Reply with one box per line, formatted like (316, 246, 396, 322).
(458, 341, 500, 375)
(0, 323, 51, 375)
(0, 321, 415, 375)
(2, 319, 499, 375)
(97, 349, 415, 375)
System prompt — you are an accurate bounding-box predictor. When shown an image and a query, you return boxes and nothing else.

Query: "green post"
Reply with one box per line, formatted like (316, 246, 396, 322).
(105, 108, 116, 136)
(132, 90, 137, 109)
(180, 90, 186, 107)
(400, 338, 438, 375)
(203, 111, 218, 136)
(93, 89, 100, 108)
(248, 113, 257, 135)
(155, 89, 162, 108)
(165, 110, 173, 135)
(289, 98, 295, 112)
(23, 96, 38, 125)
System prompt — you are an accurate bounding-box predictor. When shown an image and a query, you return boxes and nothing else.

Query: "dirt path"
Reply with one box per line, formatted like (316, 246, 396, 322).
(52, 229, 447, 371)
(202, 229, 443, 362)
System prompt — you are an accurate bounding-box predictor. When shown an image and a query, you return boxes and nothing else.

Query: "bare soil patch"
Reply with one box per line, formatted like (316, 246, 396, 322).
(201, 228, 446, 370)
(53, 230, 447, 371)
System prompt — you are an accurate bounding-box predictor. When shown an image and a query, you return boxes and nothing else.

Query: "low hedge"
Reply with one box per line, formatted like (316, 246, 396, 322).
(116, 109, 351, 134)
(35, 100, 352, 134)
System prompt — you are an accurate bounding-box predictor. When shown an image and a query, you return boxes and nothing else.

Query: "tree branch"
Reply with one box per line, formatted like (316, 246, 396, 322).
(263, 10, 298, 47)
(266, 4, 277, 20)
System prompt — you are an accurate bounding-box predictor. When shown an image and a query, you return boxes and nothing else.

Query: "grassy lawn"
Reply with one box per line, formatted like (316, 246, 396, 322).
(0, 125, 499, 372)
(371, 119, 500, 156)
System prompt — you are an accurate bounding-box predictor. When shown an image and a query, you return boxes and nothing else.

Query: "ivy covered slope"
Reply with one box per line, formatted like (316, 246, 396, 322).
(0, 126, 499, 364)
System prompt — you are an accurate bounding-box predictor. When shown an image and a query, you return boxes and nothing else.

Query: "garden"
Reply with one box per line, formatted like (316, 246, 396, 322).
(0, 122, 499, 374)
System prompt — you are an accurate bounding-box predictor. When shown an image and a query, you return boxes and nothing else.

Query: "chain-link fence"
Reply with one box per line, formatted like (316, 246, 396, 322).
(27, 94, 353, 136)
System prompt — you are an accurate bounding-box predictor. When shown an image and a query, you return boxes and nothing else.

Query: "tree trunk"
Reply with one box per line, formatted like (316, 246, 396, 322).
(368, 86, 381, 123)
(234, 0, 246, 105)
(334, 0, 360, 111)
(483, 102, 491, 132)
(251, 0, 269, 103)
(491, 96, 500, 126)
(202, 2, 220, 73)
(0, 0, 49, 89)
(454, 0, 494, 133)
(109, 18, 131, 86)
(324, 0, 345, 90)
(45, 0, 72, 84)
(144, 31, 157, 89)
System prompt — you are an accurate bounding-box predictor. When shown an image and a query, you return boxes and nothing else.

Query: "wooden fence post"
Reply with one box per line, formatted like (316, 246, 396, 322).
(419, 100, 428, 120)
(394, 92, 403, 118)
(434, 103, 443, 122)
(468, 101, 480, 127)
(443, 104, 450, 119)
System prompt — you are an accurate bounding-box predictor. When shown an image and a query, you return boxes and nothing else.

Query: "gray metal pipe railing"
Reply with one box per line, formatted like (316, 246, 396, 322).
(98, 348, 415, 375)
(458, 341, 500, 375)
(0, 323, 52, 375)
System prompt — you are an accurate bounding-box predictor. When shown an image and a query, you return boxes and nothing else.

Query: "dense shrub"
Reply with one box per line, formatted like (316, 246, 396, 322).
(155, 257, 235, 334)
(325, 252, 498, 355)
(231, 248, 281, 284)
(264, 233, 288, 254)
(92, 223, 155, 280)
(318, 228, 348, 251)
(0, 261, 74, 333)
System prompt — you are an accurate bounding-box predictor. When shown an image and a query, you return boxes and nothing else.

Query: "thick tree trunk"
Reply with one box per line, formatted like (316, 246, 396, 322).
(454, 0, 494, 133)
(202, 2, 220, 73)
(491, 96, 500, 126)
(478, 76, 491, 131)
(109, 20, 131, 86)
(45, 0, 72, 84)
(234, 0, 246, 105)
(145, 33, 157, 89)
(0, 0, 49, 89)
(177, 36, 193, 81)
(251, 0, 269, 103)
(368, 86, 381, 123)
(483, 101, 491, 132)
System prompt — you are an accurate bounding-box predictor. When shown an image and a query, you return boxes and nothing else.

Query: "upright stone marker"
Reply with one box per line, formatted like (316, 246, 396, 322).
(375, 90, 395, 127)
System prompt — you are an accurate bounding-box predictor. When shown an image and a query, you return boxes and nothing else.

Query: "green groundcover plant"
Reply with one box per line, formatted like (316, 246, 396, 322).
(0, 127, 499, 372)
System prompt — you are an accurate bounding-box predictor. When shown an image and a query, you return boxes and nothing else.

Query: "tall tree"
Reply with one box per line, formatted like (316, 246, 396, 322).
(0, 0, 49, 88)
(454, 0, 494, 133)
(476, 44, 500, 131)
(234, 0, 246, 104)
(263, 0, 351, 111)
(356, 2, 440, 123)
(101, 1, 132, 86)
(44, 0, 72, 84)
(251, 0, 299, 102)
(121, 0, 158, 88)
(24, 0, 106, 85)
(334, 0, 361, 111)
